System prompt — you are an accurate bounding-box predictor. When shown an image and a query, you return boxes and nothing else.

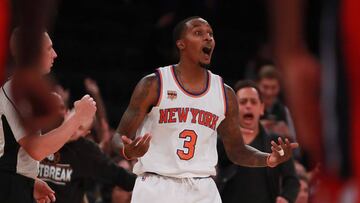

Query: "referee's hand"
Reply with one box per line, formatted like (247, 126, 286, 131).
(73, 94, 97, 123)
(34, 178, 56, 203)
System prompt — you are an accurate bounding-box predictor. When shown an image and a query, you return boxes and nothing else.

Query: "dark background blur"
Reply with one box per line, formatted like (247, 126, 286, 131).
(10, 0, 320, 128)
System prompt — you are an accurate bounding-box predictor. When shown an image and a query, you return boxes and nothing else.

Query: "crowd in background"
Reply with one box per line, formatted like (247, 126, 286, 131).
(2, 0, 326, 202)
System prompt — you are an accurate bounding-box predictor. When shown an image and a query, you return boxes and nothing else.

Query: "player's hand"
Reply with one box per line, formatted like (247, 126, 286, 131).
(122, 133, 151, 159)
(33, 178, 56, 203)
(276, 196, 289, 203)
(267, 137, 298, 167)
(73, 94, 97, 123)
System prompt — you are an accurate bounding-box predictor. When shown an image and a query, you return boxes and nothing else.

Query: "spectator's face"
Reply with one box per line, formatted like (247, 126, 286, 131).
(39, 33, 57, 74)
(258, 78, 280, 106)
(179, 18, 215, 66)
(295, 179, 309, 203)
(236, 87, 264, 129)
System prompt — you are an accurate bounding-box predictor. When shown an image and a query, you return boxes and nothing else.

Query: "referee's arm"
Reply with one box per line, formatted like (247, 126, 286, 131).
(3, 93, 96, 161)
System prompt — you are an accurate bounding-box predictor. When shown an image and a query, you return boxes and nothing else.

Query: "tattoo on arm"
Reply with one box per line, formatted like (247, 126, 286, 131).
(218, 85, 269, 167)
(116, 74, 159, 139)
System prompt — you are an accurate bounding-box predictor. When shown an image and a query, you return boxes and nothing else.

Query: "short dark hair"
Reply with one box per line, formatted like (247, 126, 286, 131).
(10, 26, 47, 66)
(173, 16, 202, 46)
(257, 65, 280, 81)
(233, 80, 263, 102)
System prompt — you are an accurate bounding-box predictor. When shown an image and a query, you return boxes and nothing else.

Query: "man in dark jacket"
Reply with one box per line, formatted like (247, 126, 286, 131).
(217, 80, 299, 203)
(38, 93, 136, 203)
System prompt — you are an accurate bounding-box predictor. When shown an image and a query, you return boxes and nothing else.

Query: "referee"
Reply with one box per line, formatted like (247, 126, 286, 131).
(0, 29, 97, 202)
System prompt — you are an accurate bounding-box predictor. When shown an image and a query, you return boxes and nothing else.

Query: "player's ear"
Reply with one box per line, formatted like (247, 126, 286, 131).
(176, 40, 185, 50)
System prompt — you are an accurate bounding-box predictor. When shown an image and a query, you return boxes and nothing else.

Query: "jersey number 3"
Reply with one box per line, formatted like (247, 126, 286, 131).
(177, 130, 198, 160)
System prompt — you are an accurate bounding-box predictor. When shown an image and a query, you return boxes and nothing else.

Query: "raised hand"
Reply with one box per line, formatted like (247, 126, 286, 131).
(267, 137, 299, 167)
(84, 78, 99, 95)
(73, 94, 97, 123)
(121, 133, 151, 160)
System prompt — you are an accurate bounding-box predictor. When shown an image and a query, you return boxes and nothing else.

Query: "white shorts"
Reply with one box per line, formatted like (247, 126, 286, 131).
(131, 173, 222, 203)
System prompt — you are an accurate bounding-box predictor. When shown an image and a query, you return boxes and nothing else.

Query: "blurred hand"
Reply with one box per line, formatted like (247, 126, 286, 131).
(53, 84, 70, 107)
(272, 121, 290, 138)
(73, 94, 97, 124)
(276, 196, 289, 203)
(122, 133, 151, 159)
(268, 137, 298, 167)
(84, 78, 99, 94)
(276, 50, 322, 164)
(33, 178, 56, 203)
(99, 118, 111, 142)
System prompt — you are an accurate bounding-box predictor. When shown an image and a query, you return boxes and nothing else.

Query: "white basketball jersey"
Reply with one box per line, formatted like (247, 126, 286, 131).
(133, 65, 227, 178)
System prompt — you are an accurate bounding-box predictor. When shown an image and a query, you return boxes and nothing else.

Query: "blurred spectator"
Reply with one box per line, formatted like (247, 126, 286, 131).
(84, 78, 112, 154)
(295, 175, 310, 203)
(244, 44, 273, 80)
(38, 93, 136, 203)
(294, 161, 308, 180)
(217, 80, 299, 203)
(257, 65, 296, 141)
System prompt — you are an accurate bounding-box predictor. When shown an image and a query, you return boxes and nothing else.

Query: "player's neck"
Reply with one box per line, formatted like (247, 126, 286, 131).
(176, 60, 207, 83)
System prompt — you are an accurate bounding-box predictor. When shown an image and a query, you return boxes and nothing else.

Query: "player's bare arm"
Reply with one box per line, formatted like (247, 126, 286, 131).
(115, 73, 158, 159)
(217, 85, 298, 167)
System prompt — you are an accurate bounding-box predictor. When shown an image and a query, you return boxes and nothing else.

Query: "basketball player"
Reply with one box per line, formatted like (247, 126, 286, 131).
(0, 29, 97, 203)
(115, 17, 298, 203)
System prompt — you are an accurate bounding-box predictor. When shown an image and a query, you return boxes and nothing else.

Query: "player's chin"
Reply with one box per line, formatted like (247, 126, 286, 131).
(41, 67, 52, 75)
(199, 60, 211, 68)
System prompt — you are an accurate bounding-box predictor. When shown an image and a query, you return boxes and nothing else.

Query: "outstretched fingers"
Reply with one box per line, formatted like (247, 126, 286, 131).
(131, 137, 142, 147)
(286, 138, 299, 149)
(271, 140, 282, 152)
(137, 133, 151, 147)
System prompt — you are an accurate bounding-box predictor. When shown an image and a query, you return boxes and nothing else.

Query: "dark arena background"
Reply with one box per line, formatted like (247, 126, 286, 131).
(11, 0, 321, 127)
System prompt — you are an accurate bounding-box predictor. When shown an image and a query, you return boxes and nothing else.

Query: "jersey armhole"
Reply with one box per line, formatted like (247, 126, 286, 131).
(155, 68, 163, 107)
(220, 77, 227, 116)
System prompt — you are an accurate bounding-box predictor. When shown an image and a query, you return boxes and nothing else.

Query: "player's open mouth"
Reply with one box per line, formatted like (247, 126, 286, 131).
(202, 46, 212, 56)
(243, 113, 254, 121)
